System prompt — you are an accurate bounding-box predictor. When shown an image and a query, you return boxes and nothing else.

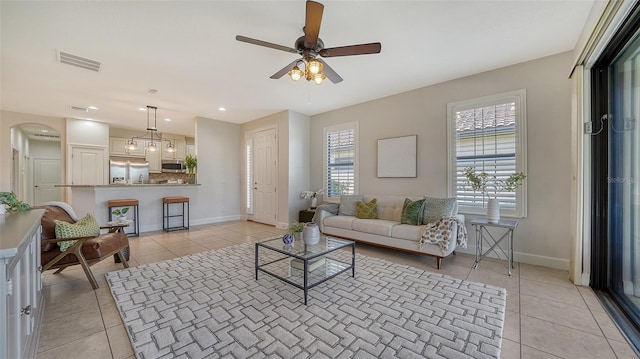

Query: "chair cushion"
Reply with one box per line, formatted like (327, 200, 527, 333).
(41, 232, 129, 267)
(356, 198, 377, 219)
(423, 197, 456, 224)
(55, 214, 100, 251)
(39, 205, 76, 251)
(401, 198, 425, 225)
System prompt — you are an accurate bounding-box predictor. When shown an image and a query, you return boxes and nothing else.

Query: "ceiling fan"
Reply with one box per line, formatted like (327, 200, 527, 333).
(236, 0, 381, 85)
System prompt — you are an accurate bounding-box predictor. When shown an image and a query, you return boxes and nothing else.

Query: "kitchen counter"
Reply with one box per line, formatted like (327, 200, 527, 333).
(62, 185, 201, 232)
(56, 183, 200, 187)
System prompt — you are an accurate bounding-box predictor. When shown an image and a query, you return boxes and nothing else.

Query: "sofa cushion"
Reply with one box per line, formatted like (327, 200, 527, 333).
(356, 198, 377, 219)
(55, 213, 100, 251)
(339, 195, 363, 216)
(323, 215, 356, 230)
(391, 224, 424, 241)
(423, 197, 456, 224)
(401, 198, 425, 225)
(352, 218, 397, 237)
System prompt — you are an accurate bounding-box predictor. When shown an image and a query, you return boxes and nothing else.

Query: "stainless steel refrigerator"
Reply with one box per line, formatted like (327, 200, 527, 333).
(109, 157, 149, 184)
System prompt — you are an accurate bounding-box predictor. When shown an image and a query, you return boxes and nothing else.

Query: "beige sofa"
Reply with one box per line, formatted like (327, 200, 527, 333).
(317, 195, 465, 269)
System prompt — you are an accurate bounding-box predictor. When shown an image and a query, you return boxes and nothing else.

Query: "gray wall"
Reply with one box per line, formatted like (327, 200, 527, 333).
(310, 52, 573, 269)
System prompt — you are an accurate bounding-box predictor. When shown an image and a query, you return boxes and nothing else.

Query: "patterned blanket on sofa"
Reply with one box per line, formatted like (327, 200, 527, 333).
(419, 217, 467, 254)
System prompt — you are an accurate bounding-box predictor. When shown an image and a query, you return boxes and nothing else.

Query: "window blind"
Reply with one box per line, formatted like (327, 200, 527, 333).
(326, 128, 355, 198)
(455, 103, 517, 209)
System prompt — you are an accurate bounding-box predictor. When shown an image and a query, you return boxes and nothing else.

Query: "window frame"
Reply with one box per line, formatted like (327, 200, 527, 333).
(323, 122, 359, 202)
(446, 89, 528, 218)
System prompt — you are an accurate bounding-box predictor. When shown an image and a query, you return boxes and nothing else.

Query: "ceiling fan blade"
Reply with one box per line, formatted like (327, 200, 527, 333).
(236, 35, 298, 54)
(270, 60, 300, 79)
(317, 59, 343, 84)
(304, 1, 324, 48)
(319, 42, 382, 57)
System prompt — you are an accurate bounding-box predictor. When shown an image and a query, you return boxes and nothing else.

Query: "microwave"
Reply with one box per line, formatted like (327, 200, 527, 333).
(161, 160, 186, 173)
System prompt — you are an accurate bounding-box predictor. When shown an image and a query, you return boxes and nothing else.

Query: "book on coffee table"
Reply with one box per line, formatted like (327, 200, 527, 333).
(290, 257, 326, 271)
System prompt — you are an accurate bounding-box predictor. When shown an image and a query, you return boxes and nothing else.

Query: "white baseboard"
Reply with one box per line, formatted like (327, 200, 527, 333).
(457, 245, 569, 270)
(276, 222, 289, 230)
(581, 273, 590, 286)
(139, 215, 243, 233)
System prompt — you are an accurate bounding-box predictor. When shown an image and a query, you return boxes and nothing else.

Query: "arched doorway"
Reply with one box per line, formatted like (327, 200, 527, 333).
(10, 123, 62, 205)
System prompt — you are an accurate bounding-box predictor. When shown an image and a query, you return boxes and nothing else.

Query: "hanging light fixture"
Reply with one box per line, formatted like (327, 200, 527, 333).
(288, 57, 327, 85)
(125, 105, 175, 153)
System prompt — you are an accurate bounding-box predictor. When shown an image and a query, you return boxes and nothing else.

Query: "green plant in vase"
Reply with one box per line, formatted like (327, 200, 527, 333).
(0, 192, 31, 213)
(462, 167, 526, 223)
(112, 207, 130, 223)
(185, 154, 197, 183)
(288, 222, 304, 241)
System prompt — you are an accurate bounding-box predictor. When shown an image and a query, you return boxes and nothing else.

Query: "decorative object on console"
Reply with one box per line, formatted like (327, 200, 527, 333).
(302, 222, 320, 245)
(355, 198, 378, 219)
(462, 167, 526, 223)
(124, 105, 176, 154)
(0, 192, 31, 213)
(300, 188, 323, 209)
(282, 233, 294, 245)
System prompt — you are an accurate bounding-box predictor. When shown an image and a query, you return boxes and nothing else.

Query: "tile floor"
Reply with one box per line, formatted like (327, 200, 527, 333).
(36, 220, 639, 359)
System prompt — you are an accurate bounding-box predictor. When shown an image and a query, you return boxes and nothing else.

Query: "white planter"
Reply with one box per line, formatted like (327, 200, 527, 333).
(310, 197, 318, 209)
(487, 198, 500, 223)
(303, 223, 320, 245)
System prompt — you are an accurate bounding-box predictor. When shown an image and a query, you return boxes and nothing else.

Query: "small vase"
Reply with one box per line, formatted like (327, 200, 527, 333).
(310, 197, 318, 209)
(303, 223, 320, 245)
(487, 198, 500, 224)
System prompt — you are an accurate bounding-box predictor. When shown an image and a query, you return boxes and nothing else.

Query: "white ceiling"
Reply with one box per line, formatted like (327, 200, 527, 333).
(1, 1, 599, 138)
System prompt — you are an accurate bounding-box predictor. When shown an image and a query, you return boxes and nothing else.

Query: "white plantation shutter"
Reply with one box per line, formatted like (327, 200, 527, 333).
(448, 90, 527, 217)
(324, 122, 359, 200)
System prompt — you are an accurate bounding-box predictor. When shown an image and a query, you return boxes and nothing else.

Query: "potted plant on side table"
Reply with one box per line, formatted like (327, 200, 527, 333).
(112, 207, 130, 223)
(185, 154, 197, 184)
(462, 167, 526, 223)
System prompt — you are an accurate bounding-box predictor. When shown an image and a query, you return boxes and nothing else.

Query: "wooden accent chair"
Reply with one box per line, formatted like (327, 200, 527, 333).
(39, 204, 130, 289)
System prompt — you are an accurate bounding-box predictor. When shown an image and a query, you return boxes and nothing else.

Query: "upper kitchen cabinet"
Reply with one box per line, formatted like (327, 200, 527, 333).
(162, 138, 186, 160)
(145, 141, 162, 173)
(186, 144, 196, 158)
(110, 137, 145, 157)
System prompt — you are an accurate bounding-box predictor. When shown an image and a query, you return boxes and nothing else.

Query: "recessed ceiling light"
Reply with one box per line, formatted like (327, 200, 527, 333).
(40, 129, 49, 133)
(138, 107, 147, 112)
(218, 107, 226, 112)
(164, 118, 171, 122)
(88, 106, 98, 110)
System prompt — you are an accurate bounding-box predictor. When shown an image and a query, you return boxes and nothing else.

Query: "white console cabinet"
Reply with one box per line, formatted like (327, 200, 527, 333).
(0, 209, 45, 359)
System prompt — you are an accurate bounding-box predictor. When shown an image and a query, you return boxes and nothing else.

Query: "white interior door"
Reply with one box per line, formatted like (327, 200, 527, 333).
(253, 128, 277, 225)
(71, 147, 105, 185)
(33, 158, 61, 205)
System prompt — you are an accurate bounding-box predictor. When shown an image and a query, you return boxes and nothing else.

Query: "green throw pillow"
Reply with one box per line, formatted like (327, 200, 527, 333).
(55, 214, 100, 252)
(423, 197, 456, 224)
(355, 198, 377, 219)
(401, 198, 425, 225)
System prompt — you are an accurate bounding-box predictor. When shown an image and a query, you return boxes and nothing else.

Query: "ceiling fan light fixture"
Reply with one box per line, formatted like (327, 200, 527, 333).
(307, 59, 322, 75)
(289, 65, 303, 81)
(313, 72, 326, 85)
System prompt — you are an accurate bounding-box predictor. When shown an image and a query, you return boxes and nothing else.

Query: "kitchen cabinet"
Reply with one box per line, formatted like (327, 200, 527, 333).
(110, 137, 145, 157)
(1, 209, 45, 359)
(162, 139, 186, 161)
(186, 144, 196, 158)
(145, 141, 162, 173)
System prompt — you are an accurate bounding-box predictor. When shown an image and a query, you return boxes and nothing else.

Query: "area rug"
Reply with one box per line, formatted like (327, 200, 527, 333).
(106, 242, 506, 359)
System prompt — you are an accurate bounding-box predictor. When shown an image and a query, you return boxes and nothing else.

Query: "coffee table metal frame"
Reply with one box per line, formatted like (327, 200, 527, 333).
(255, 236, 355, 305)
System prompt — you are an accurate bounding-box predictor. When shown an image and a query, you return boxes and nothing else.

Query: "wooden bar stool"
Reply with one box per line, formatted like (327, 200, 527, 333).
(107, 199, 139, 237)
(163, 196, 189, 232)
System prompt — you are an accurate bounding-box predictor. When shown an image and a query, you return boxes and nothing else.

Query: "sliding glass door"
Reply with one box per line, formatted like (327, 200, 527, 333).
(591, 4, 640, 351)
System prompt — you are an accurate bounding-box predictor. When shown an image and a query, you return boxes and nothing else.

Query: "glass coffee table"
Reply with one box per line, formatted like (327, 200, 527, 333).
(255, 235, 355, 305)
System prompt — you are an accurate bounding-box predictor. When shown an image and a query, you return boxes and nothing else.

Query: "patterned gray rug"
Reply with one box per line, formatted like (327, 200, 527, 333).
(106, 242, 506, 359)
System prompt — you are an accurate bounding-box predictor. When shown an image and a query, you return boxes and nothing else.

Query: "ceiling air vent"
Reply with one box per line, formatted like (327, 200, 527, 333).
(33, 133, 60, 139)
(70, 106, 88, 112)
(57, 50, 101, 72)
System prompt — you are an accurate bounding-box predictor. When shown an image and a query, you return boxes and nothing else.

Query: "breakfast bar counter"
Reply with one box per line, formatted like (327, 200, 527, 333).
(57, 184, 201, 232)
